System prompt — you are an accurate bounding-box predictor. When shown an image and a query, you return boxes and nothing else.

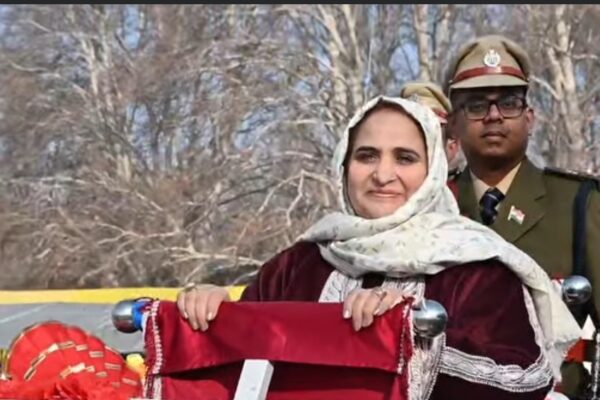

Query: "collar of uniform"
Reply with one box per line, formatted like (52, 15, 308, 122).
(470, 162, 522, 202)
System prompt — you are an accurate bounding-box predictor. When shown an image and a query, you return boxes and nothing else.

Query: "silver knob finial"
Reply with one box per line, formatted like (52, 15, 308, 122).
(413, 299, 448, 339)
(562, 275, 592, 306)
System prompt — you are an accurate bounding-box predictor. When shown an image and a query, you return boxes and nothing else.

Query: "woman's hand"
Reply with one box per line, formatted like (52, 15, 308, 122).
(176, 283, 231, 331)
(343, 287, 405, 331)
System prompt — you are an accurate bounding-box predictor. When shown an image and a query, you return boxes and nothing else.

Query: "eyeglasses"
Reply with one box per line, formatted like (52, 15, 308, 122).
(459, 96, 528, 121)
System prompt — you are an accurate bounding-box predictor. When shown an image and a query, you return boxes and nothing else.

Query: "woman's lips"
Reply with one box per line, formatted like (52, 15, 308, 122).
(368, 190, 402, 198)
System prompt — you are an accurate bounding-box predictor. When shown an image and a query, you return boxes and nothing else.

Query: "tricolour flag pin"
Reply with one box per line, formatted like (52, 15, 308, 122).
(508, 205, 525, 225)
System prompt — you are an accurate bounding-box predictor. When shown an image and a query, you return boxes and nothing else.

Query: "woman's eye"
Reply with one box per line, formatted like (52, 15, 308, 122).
(355, 152, 378, 162)
(396, 154, 416, 164)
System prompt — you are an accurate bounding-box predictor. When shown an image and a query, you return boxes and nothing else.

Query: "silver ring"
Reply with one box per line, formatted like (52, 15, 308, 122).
(372, 287, 387, 299)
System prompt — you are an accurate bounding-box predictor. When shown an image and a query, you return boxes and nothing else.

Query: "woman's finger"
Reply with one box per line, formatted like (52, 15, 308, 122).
(374, 289, 401, 316)
(192, 289, 211, 331)
(206, 288, 230, 322)
(176, 290, 189, 320)
(343, 288, 361, 320)
(184, 289, 202, 330)
(351, 290, 374, 331)
(176, 283, 198, 320)
(360, 288, 388, 329)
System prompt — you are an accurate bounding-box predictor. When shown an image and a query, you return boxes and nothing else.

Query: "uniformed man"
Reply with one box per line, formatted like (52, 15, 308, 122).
(399, 81, 461, 179)
(443, 34, 600, 399)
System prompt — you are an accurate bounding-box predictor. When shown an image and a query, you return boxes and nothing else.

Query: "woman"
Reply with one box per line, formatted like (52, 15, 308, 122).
(177, 96, 580, 399)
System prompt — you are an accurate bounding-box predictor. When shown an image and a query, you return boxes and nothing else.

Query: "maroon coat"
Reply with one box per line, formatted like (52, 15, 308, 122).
(241, 241, 552, 400)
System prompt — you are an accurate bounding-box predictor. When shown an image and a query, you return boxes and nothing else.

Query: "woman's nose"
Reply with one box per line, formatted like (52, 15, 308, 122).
(373, 161, 396, 185)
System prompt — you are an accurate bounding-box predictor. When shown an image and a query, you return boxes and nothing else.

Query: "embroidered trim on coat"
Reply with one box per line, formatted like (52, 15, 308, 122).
(409, 333, 445, 400)
(438, 287, 553, 392)
(439, 347, 552, 392)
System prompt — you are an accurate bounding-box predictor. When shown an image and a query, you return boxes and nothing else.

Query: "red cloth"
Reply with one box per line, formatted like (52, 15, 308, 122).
(564, 339, 589, 363)
(1, 321, 142, 400)
(144, 301, 413, 400)
(0, 375, 135, 400)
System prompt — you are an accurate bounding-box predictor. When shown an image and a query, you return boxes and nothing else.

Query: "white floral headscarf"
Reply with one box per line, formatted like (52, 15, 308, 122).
(300, 95, 580, 379)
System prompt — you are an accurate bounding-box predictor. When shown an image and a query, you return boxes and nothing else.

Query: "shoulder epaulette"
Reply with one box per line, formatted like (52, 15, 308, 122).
(544, 166, 599, 188)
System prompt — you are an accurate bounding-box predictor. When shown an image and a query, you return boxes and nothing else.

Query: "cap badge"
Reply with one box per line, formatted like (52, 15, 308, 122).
(483, 49, 501, 68)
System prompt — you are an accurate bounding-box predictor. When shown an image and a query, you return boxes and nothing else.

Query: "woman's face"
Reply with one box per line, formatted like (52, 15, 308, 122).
(346, 107, 428, 219)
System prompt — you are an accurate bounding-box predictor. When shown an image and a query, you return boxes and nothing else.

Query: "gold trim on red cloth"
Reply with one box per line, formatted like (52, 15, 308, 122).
(25, 341, 76, 380)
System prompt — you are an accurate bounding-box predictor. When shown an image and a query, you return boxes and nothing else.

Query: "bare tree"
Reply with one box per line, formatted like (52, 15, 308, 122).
(0, 5, 597, 290)
(519, 5, 600, 172)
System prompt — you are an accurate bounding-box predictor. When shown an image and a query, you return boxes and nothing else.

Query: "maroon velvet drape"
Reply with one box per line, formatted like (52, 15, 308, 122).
(144, 300, 413, 400)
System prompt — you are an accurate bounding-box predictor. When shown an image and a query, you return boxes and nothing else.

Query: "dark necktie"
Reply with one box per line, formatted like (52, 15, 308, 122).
(479, 187, 505, 225)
